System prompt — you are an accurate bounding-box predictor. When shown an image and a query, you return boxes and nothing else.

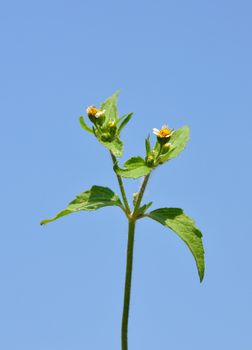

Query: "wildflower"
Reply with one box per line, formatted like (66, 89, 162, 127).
(86, 106, 106, 118)
(86, 106, 106, 126)
(153, 125, 174, 139)
(86, 106, 99, 118)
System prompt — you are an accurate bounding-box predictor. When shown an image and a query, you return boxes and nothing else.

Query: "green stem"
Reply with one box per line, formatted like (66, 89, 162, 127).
(133, 174, 151, 214)
(121, 174, 151, 349)
(111, 154, 151, 349)
(121, 220, 136, 350)
(110, 152, 131, 214)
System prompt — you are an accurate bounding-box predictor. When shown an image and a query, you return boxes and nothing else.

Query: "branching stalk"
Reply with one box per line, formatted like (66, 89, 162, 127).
(133, 174, 151, 215)
(110, 152, 131, 214)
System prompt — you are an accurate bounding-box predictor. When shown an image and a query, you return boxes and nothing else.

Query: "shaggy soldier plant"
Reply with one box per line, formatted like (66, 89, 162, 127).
(41, 92, 205, 350)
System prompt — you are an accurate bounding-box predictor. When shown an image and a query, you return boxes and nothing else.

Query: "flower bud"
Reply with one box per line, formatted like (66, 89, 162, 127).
(107, 120, 117, 137)
(100, 132, 112, 142)
(146, 154, 155, 167)
(161, 142, 172, 153)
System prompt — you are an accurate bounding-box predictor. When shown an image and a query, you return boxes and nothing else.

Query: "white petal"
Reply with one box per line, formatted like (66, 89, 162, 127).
(95, 110, 105, 118)
(152, 128, 160, 135)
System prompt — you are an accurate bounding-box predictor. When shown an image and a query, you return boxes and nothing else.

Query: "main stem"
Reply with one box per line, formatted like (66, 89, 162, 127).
(121, 220, 136, 350)
(109, 153, 151, 349)
(121, 174, 151, 350)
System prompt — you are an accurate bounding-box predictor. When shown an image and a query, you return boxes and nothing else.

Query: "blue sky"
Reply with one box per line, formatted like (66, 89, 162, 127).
(1, 0, 252, 349)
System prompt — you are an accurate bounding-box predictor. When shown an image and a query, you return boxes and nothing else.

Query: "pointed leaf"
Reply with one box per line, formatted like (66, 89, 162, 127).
(137, 201, 153, 216)
(145, 134, 151, 156)
(116, 113, 131, 125)
(79, 116, 93, 134)
(40, 186, 123, 225)
(159, 126, 190, 163)
(114, 156, 152, 178)
(100, 91, 120, 122)
(147, 208, 205, 282)
(118, 112, 133, 134)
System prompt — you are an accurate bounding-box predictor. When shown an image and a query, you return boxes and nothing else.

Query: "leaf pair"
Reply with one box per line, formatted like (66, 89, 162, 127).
(41, 185, 204, 282)
(79, 92, 133, 157)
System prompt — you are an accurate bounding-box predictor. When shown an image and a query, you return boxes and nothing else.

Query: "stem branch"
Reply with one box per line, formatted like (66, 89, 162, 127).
(110, 152, 131, 214)
(133, 174, 151, 214)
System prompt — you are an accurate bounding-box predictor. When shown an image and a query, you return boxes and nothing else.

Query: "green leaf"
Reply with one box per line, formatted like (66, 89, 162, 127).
(145, 134, 151, 156)
(114, 156, 152, 179)
(118, 112, 133, 134)
(79, 116, 93, 134)
(100, 137, 123, 157)
(40, 186, 123, 225)
(159, 126, 190, 163)
(100, 91, 120, 122)
(137, 201, 153, 216)
(147, 208, 205, 282)
(116, 113, 130, 125)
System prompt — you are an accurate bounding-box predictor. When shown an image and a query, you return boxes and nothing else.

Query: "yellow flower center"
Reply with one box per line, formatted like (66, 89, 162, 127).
(159, 128, 172, 138)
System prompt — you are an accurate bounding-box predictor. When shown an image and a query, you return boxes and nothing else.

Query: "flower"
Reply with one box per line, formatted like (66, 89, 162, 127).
(86, 106, 106, 127)
(86, 106, 106, 118)
(153, 125, 174, 138)
(86, 105, 98, 118)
